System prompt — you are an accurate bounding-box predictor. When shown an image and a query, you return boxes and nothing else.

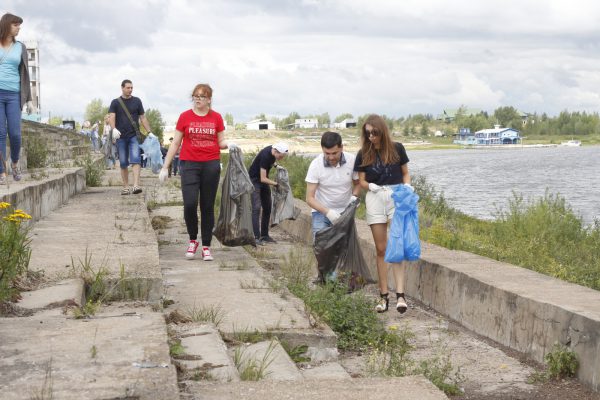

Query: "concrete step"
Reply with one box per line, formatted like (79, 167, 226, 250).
(28, 186, 162, 301)
(0, 166, 86, 223)
(155, 204, 338, 351)
(231, 340, 303, 381)
(301, 362, 352, 380)
(184, 376, 448, 399)
(0, 305, 179, 400)
(17, 278, 85, 310)
(172, 323, 240, 383)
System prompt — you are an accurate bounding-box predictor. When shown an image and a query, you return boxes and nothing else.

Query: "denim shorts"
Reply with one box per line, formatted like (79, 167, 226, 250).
(116, 135, 141, 168)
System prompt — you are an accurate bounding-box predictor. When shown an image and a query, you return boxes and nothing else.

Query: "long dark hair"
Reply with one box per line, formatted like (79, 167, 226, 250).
(359, 114, 399, 166)
(0, 13, 23, 44)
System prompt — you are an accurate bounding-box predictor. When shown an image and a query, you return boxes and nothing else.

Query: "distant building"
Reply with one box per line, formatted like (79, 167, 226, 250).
(453, 128, 476, 145)
(333, 118, 357, 129)
(474, 125, 521, 145)
(516, 109, 531, 125)
(22, 41, 41, 122)
(245, 119, 275, 130)
(294, 118, 318, 129)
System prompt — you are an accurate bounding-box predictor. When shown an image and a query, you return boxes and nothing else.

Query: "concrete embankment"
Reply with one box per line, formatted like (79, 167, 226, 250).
(1, 164, 449, 399)
(280, 199, 600, 392)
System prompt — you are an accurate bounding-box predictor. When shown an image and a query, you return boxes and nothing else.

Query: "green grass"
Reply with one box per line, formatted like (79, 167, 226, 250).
(277, 248, 463, 394)
(416, 177, 600, 291)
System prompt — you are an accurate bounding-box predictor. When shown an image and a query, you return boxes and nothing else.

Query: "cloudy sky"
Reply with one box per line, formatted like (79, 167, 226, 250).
(4, 0, 600, 125)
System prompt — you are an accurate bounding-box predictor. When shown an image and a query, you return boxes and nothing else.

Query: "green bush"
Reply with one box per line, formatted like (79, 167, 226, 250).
(24, 135, 48, 168)
(75, 154, 104, 187)
(545, 343, 579, 379)
(0, 202, 32, 302)
(296, 281, 388, 350)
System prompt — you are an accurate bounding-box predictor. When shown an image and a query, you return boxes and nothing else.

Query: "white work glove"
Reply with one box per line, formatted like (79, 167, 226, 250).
(404, 183, 414, 192)
(158, 168, 169, 183)
(147, 132, 156, 139)
(26, 101, 34, 115)
(325, 209, 341, 224)
(368, 183, 382, 193)
(350, 195, 359, 205)
(227, 142, 238, 150)
(112, 128, 121, 142)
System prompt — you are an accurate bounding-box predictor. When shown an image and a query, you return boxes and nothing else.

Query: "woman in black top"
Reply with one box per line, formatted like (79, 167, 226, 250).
(354, 114, 412, 313)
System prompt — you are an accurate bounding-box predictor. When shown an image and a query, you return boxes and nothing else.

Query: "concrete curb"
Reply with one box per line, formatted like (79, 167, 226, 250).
(0, 167, 86, 223)
(280, 198, 600, 392)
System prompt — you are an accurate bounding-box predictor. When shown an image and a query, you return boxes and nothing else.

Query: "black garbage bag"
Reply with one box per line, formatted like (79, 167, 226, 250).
(313, 201, 376, 286)
(213, 147, 256, 247)
(270, 165, 300, 226)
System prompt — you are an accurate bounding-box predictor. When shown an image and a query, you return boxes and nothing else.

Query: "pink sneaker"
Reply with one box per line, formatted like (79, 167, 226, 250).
(202, 247, 214, 261)
(186, 240, 199, 259)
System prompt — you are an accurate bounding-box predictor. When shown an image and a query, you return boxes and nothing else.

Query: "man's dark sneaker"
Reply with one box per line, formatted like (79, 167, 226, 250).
(260, 236, 277, 244)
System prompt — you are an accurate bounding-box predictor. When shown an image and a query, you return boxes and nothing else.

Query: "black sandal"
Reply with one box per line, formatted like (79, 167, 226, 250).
(396, 293, 407, 314)
(375, 293, 389, 313)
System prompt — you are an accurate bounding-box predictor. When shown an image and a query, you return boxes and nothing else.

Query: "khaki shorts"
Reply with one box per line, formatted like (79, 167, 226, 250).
(365, 186, 398, 225)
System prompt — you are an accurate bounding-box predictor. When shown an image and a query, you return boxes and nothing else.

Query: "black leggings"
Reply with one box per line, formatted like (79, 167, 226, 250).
(180, 159, 221, 247)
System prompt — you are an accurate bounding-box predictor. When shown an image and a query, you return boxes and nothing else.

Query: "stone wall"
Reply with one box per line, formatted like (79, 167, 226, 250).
(21, 120, 90, 168)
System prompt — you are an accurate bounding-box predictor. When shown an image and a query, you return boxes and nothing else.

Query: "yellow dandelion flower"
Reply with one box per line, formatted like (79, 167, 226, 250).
(0, 202, 10, 209)
(388, 325, 398, 331)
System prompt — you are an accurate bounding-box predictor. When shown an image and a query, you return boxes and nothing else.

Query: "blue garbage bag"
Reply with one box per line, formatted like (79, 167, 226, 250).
(139, 134, 164, 174)
(384, 185, 420, 263)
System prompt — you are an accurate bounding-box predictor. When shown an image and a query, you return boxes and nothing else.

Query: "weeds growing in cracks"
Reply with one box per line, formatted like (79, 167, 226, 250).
(278, 247, 463, 395)
(233, 340, 277, 381)
(529, 342, 579, 383)
(183, 303, 226, 327)
(69, 248, 127, 318)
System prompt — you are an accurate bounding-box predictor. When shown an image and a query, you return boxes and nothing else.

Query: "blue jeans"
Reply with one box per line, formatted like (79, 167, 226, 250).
(311, 211, 333, 237)
(116, 135, 141, 168)
(0, 89, 21, 174)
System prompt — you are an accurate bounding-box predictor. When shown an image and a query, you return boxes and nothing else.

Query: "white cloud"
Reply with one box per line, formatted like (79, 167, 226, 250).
(4, 0, 600, 125)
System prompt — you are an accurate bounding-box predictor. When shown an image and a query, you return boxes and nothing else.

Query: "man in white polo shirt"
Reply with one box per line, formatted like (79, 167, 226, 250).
(305, 131, 360, 237)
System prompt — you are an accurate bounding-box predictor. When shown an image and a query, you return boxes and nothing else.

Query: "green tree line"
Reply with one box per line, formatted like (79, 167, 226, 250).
(48, 98, 166, 143)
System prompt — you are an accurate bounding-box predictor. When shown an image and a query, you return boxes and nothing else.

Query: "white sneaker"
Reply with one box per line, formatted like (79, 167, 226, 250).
(202, 247, 214, 261)
(186, 240, 199, 259)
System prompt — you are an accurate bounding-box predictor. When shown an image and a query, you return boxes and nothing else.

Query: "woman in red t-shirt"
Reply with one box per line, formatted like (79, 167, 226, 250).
(160, 83, 235, 261)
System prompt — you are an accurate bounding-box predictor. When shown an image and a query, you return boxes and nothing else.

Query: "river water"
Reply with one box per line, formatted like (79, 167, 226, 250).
(407, 146, 599, 224)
